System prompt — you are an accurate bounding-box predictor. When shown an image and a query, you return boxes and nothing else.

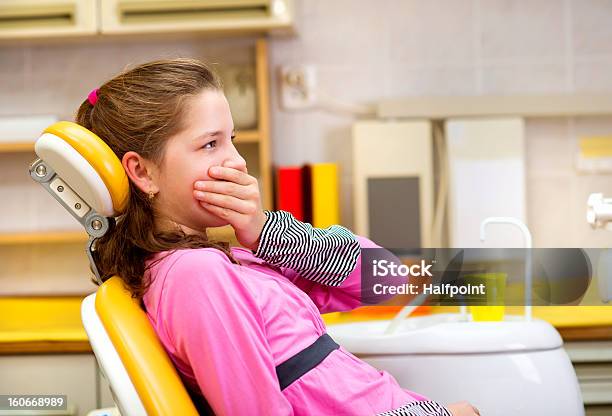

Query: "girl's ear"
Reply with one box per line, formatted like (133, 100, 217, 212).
(121, 151, 159, 194)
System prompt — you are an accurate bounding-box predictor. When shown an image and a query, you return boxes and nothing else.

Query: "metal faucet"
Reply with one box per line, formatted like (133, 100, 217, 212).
(480, 217, 533, 321)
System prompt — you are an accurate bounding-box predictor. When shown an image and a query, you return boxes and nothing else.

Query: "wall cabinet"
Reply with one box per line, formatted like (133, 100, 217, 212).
(0, 0, 97, 39)
(0, 0, 294, 40)
(565, 341, 612, 415)
(100, 0, 294, 36)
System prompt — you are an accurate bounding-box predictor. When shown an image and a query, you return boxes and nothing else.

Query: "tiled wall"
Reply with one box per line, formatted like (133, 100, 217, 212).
(2, 0, 612, 248)
(269, 0, 612, 248)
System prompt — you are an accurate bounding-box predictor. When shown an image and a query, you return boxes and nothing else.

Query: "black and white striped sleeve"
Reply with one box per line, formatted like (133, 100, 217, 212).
(252, 210, 361, 287)
(376, 400, 453, 416)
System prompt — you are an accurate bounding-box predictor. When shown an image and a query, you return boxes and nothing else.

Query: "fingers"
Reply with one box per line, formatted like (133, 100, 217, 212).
(199, 200, 258, 230)
(196, 191, 257, 215)
(195, 165, 261, 231)
(194, 180, 257, 201)
(199, 202, 238, 223)
(447, 401, 480, 416)
(208, 166, 253, 185)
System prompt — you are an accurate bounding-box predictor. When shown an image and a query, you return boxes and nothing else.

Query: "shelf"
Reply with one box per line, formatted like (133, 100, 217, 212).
(0, 142, 35, 153)
(378, 94, 612, 119)
(0, 340, 91, 354)
(234, 129, 260, 143)
(0, 296, 91, 354)
(0, 231, 88, 245)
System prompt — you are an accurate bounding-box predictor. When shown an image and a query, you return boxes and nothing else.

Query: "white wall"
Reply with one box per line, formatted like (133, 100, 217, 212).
(268, 0, 612, 247)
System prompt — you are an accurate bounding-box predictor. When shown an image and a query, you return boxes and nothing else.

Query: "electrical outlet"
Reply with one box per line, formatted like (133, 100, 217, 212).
(279, 64, 317, 110)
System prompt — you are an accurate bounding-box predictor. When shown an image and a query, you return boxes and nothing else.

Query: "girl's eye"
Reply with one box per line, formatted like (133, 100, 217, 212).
(202, 135, 235, 149)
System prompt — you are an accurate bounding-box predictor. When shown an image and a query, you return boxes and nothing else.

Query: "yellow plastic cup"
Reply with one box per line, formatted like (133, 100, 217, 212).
(464, 273, 507, 321)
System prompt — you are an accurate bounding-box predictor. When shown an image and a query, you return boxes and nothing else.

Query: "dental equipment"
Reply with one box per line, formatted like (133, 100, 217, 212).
(480, 217, 532, 321)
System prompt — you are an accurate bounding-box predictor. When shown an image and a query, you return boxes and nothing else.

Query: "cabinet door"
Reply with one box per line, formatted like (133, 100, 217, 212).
(0, 0, 97, 39)
(0, 353, 97, 415)
(99, 0, 294, 35)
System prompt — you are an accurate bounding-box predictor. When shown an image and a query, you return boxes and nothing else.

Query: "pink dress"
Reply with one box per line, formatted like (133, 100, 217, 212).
(142, 235, 441, 415)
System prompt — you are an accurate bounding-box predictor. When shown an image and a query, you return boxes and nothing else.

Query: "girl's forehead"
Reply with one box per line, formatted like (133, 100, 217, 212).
(168, 90, 234, 147)
(182, 90, 232, 129)
(188, 89, 229, 112)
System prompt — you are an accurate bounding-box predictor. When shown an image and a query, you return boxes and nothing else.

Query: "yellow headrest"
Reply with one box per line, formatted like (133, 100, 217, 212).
(43, 121, 129, 215)
(96, 277, 199, 416)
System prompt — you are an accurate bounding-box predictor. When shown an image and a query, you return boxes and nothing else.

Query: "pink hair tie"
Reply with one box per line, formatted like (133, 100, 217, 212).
(88, 88, 99, 106)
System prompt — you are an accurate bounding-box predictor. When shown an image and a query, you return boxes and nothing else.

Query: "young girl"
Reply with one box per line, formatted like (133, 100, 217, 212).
(76, 59, 479, 416)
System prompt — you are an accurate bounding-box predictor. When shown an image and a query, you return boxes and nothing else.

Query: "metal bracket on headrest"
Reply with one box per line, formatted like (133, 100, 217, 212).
(29, 158, 114, 285)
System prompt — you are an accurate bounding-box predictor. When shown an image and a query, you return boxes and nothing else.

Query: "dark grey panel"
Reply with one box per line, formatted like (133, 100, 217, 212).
(367, 177, 421, 249)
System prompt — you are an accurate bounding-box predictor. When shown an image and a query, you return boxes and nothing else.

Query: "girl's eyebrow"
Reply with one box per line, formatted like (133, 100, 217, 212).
(194, 129, 236, 141)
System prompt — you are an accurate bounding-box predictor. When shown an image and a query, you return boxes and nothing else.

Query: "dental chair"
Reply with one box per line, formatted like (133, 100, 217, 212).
(29, 121, 200, 416)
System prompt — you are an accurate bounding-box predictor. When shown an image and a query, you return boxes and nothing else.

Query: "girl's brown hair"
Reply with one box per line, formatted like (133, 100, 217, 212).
(75, 58, 240, 300)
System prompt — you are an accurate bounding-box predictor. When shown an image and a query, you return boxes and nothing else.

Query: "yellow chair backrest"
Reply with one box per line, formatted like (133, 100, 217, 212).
(32, 121, 200, 415)
(96, 276, 199, 416)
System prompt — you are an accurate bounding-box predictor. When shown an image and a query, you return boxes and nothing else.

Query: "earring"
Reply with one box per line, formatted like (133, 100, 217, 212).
(148, 190, 155, 200)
